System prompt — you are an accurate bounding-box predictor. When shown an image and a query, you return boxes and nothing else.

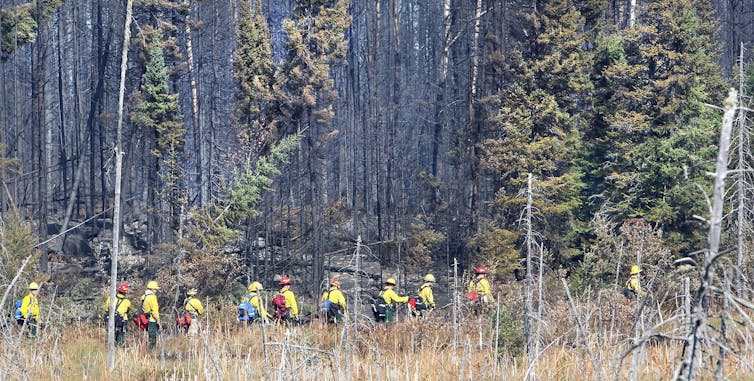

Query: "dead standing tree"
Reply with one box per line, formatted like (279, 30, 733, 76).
(106, 0, 133, 371)
(673, 89, 738, 381)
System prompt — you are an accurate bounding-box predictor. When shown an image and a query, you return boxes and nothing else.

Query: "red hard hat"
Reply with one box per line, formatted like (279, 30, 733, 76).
(475, 266, 487, 274)
(330, 278, 340, 287)
(117, 283, 130, 294)
(279, 276, 292, 286)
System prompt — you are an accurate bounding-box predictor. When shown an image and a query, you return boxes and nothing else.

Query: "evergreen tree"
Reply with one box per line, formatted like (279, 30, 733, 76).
(480, 0, 592, 268)
(131, 38, 185, 242)
(589, 0, 725, 253)
(235, 0, 277, 156)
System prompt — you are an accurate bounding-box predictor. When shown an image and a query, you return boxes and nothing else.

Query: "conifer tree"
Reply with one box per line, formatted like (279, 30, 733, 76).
(131, 38, 185, 243)
(480, 0, 592, 266)
(589, 0, 725, 253)
(235, 0, 277, 156)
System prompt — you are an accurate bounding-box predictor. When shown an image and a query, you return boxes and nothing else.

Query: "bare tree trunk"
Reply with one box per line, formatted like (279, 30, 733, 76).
(107, 0, 133, 370)
(735, 44, 749, 296)
(33, 0, 49, 272)
(184, 0, 204, 206)
(523, 173, 536, 380)
(674, 89, 738, 381)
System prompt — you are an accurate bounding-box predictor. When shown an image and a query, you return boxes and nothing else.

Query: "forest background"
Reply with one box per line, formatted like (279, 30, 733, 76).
(1, 0, 754, 338)
(2, 0, 754, 379)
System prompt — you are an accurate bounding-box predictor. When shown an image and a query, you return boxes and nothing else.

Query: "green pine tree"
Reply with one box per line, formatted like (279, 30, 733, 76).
(235, 0, 278, 155)
(131, 38, 185, 240)
(480, 0, 592, 268)
(589, 0, 725, 254)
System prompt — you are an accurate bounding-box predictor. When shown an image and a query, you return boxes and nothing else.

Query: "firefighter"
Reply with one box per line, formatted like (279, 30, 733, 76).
(624, 265, 646, 298)
(104, 282, 133, 346)
(380, 278, 408, 323)
(184, 287, 205, 336)
(19, 282, 41, 337)
(320, 279, 346, 324)
(141, 280, 161, 349)
(467, 266, 495, 312)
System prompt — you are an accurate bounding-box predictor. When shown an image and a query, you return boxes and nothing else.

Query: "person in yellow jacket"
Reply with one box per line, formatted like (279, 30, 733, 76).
(184, 288, 205, 336)
(276, 276, 299, 323)
(141, 280, 161, 349)
(320, 279, 346, 324)
(19, 282, 41, 337)
(104, 282, 133, 346)
(415, 273, 436, 318)
(467, 266, 494, 312)
(243, 282, 271, 324)
(624, 265, 646, 298)
(380, 278, 408, 323)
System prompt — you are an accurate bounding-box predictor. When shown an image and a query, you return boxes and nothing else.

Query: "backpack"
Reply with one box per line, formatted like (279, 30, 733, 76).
(320, 292, 341, 321)
(176, 312, 192, 330)
(272, 293, 288, 319)
(102, 298, 126, 328)
(134, 313, 149, 330)
(371, 292, 388, 321)
(413, 296, 428, 311)
(13, 300, 23, 321)
(466, 279, 480, 301)
(238, 301, 259, 322)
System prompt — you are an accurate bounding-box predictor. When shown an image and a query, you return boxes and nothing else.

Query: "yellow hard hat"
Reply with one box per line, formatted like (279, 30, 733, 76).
(187, 288, 198, 296)
(423, 274, 436, 282)
(630, 265, 642, 275)
(248, 282, 263, 292)
(385, 277, 397, 286)
(28, 282, 40, 290)
(147, 280, 160, 290)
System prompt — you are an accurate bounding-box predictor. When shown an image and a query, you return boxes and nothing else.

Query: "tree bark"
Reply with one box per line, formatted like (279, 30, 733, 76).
(33, 0, 49, 271)
(184, 0, 204, 206)
(107, 0, 133, 370)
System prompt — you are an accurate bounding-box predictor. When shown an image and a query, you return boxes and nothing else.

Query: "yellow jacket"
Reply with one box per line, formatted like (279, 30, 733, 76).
(322, 287, 346, 313)
(104, 293, 132, 320)
(184, 297, 205, 317)
(626, 275, 645, 297)
(381, 287, 408, 308)
(244, 292, 270, 320)
(141, 291, 160, 322)
(468, 277, 495, 303)
(281, 288, 298, 318)
(418, 283, 435, 308)
(20, 292, 40, 321)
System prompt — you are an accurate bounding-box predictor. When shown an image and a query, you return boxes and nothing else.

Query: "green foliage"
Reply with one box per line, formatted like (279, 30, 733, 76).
(235, 1, 275, 118)
(228, 134, 300, 223)
(481, 0, 591, 265)
(0, 0, 63, 60)
(179, 136, 302, 295)
(403, 219, 446, 269)
(495, 306, 526, 358)
(0, 211, 38, 286)
(131, 36, 185, 232)
(277, 0, 350, 126)
(469, 220, 520, 276)
(579, 216, 671, 292)
(588, 0, 725, 255)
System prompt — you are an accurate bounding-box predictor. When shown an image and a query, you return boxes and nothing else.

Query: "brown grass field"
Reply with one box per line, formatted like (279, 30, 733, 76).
(2, 300, 753, 381)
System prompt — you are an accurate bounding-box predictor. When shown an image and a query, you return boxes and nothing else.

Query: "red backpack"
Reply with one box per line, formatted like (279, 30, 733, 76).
(272, 293, 288, 318)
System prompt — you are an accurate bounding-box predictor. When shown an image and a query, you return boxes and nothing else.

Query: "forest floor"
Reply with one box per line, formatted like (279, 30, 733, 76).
(2, 307, 753, 381)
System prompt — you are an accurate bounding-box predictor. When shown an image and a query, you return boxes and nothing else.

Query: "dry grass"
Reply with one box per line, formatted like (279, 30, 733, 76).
(2, 300, 753, 380)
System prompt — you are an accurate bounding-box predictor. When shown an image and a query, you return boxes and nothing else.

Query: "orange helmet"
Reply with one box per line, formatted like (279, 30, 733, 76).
(279, 276, 292, 286)
(330, 278, 340, 287)
(475, 266, 487, 274)
(117, 283, 130, 294)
